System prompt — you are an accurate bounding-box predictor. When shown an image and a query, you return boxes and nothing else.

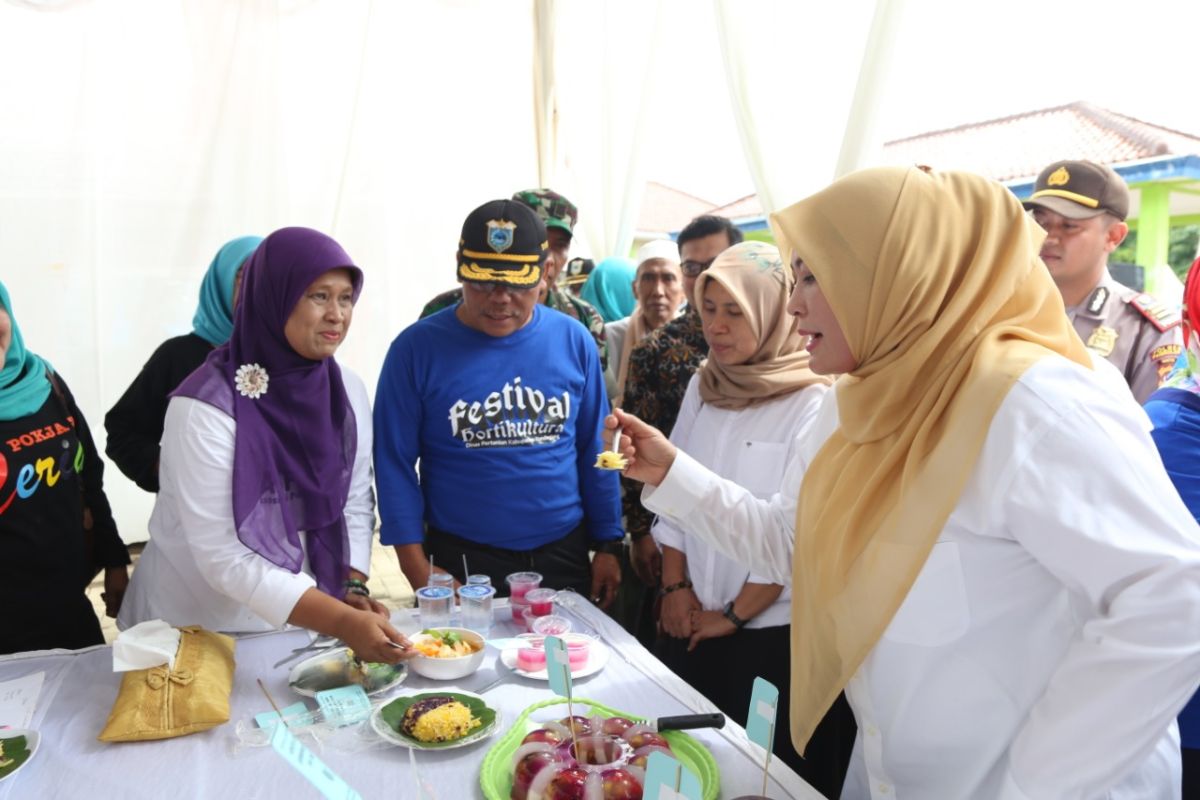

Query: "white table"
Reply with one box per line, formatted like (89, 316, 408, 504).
(0, 594, 820, 799)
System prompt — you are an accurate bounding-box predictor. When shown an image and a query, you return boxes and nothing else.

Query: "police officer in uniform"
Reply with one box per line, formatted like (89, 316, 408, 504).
(1024, 159, 1181, 403)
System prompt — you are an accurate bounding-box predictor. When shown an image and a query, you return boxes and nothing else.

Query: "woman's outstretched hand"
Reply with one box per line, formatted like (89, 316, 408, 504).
(337, 609, 415, 665)
(605, 408, 676, 487)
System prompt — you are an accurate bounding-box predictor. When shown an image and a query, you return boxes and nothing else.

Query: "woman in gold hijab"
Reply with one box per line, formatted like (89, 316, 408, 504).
(612, 166, 1200, 798)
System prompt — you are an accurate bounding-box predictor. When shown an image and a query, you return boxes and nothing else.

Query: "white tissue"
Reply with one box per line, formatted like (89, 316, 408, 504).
(112, 619, 182, 672)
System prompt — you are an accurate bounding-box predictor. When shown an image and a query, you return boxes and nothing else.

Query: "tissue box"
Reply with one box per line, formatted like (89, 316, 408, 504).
(98, 626, 236, 742)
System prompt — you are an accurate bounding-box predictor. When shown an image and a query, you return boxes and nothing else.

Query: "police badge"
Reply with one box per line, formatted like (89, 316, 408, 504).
(486, 219, 516, 254)
(1086, 325, 1118, 357)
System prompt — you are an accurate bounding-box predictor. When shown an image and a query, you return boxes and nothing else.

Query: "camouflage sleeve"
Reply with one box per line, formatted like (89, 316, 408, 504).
(588, 310, 608, 373)
(419, 288, 462, 320)
(1129, 324, 1182, 404)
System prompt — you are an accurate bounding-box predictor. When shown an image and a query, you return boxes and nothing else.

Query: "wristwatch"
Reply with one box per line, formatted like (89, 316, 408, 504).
(592, 540, 623, 557)
(723, 600, 748, 630)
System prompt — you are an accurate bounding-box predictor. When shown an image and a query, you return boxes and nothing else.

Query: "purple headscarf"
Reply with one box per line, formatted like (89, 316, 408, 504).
(173, 227, 363, 599)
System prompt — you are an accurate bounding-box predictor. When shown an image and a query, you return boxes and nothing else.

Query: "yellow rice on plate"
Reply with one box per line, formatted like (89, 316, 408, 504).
(401, 697, 481, 743)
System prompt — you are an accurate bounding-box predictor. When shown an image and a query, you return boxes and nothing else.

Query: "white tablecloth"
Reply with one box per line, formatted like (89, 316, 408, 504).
(0, 594, 819, 799)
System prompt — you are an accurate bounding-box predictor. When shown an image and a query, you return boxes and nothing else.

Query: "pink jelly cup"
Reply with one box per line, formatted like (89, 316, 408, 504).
(530, 614, 572, 637)
(524, 587, 558, 617)
(505, 571, 543, 601)
(511, 597, 531, 624)
(516, 646, 547, 672)
(521, 605, 540, 632)
(563, 633, 591, 670)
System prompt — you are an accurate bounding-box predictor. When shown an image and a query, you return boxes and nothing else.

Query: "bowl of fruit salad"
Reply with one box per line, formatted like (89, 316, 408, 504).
(408, 627, 486, 680)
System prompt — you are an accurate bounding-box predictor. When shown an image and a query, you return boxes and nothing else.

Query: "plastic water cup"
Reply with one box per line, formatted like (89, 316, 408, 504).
(427, 572, 455, 590)
(505, 571, 542, 601)
(415, 585, 454, 628)
(457, 584, 496, 635)
(466, 574, 492, 587)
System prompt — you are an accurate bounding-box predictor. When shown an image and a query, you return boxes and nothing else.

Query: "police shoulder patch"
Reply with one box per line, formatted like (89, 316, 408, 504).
(1127, 293, 1181, 332)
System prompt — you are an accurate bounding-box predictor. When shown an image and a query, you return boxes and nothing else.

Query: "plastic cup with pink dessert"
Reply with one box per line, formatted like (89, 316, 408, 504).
(514, 631, 592, 674)
(505, 571, 542, 601)
(530, 614, 571, 637)
(524, 587, 557, 617)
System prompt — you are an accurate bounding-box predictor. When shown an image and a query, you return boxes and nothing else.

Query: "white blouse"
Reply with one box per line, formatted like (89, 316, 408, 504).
(643, 356, 1200, 800)
(119, 368, 376, 634)
(652, 375, 827, 628)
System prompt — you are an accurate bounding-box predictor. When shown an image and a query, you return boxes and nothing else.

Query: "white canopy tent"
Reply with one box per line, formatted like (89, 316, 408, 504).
(0, 0, 899, 538)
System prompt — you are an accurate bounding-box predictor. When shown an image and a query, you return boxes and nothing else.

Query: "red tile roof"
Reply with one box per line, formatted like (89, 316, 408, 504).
(705, 193, 761, 220)
(636, 181, 717, 235)
(649, 102, 1200, 230)
(881, 101, 1200, 182)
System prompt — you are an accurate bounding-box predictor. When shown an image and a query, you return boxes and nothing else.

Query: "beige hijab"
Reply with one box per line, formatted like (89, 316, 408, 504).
(695, 241, 831, 409)
(769, 167, 1091, 753)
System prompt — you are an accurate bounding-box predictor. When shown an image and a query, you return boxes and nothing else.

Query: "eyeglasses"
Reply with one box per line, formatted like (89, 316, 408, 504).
(680, 258, 716, 278)
(463, 280, 540, 296)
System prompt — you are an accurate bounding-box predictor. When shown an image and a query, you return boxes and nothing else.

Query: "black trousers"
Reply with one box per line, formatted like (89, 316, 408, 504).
(423, 523, 592, 598)
(1, 593, 104, 656)
(1184, 747, 1199, 799)
(609, 538, 659, 647)
(657, 625, 856, 799)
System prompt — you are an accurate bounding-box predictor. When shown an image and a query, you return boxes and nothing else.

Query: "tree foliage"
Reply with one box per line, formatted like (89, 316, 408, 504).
(1112, 225, 1200, 278)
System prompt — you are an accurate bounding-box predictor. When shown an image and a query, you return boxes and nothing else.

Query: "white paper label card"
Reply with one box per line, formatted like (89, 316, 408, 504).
(270, 718, 363, 800)
(0, 672, 44, 730)
(315, 685, 371, 726)
(746, 676, 779, 752)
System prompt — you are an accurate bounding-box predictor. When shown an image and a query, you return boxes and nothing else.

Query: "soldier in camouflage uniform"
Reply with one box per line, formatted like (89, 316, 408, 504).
(1023, 160, 1182, 403)
(420, 189, 608, 371)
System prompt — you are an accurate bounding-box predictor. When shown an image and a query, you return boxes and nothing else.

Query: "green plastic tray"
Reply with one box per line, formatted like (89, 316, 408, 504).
(479, 696, 720, 800)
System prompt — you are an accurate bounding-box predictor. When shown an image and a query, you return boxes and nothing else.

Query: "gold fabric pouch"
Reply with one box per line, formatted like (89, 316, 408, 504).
(98, 626, 237, 742)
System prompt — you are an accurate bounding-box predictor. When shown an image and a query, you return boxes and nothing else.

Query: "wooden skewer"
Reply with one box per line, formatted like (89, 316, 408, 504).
(257, 678, 289, 728)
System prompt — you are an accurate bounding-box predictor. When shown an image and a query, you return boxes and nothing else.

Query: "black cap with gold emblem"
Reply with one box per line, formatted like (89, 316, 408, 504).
(457, 199, 549, 287)
(1022, 160, 1130, 221)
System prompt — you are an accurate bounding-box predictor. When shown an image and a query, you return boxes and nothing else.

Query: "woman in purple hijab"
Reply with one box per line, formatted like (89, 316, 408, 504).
(120, 227, 411, 663)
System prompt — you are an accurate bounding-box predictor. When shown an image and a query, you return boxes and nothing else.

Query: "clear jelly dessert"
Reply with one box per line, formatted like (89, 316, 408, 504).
(511, 714, 675, 799)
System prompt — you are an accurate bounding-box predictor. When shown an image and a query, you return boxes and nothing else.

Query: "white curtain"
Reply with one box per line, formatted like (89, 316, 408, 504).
(0, 0, 540, 540)
(714, 0, 897, 214)
(535, 0, 667, 261)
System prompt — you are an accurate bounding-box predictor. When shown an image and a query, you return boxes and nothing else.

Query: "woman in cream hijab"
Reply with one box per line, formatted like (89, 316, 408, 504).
(611, 166, 1200, 799)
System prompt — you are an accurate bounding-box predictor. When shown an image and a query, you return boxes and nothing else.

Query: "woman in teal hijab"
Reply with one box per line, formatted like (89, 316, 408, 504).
(581, 256, 637, 323)
(0, 280, 131, 654)
(0, 281, 52, 420)
(105, 235, 262, 492)
(192, 235, 263, 346)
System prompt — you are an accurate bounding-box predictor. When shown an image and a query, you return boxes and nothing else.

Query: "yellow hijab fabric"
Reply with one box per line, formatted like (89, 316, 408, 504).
(695, 241, 831, 409)
(768, 166, 1091, 753)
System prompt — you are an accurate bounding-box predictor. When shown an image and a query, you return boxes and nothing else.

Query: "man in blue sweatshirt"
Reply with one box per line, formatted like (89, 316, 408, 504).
(374, 198, 623, 606)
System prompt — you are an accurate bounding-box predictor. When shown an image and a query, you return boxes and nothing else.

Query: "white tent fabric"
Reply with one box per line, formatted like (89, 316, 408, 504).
(0, 0, 883, 541)
(0, 0, 543, 537)
(714, 0, 886, 214)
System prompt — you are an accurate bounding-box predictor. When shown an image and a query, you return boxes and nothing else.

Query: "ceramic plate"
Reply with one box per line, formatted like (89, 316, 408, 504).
(0, 729, 39, 783)
(288, 647, 407, 697)
(371, 690, 501, 750)
(498, 635, 610, 680)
